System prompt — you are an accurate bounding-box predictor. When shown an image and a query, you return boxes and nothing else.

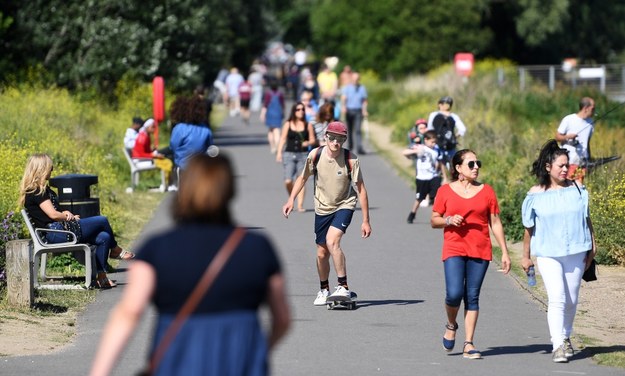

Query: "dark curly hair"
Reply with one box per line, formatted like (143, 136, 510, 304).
(169, 95, 210, 127)
(531, 139, 569, 188)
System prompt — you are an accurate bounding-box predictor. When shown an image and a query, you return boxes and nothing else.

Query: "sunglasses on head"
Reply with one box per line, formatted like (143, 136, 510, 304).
(326, 134, 346, 143)
(466, 160, 482, 169)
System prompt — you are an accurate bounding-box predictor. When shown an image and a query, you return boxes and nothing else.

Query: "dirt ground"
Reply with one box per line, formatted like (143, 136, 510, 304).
(0, 121, 623, 357)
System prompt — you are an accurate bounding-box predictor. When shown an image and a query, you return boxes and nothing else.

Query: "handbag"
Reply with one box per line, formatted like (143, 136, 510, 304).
(582, 258, 597, 282)
(61, 219, 83, 242)
(137, 227, 246, 376)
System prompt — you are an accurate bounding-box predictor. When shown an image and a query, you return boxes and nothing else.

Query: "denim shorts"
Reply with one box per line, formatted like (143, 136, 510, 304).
(283, 151, 307, 181)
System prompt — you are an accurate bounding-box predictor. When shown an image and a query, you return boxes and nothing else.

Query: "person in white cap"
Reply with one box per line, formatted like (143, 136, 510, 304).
(282, 121, 372, 305)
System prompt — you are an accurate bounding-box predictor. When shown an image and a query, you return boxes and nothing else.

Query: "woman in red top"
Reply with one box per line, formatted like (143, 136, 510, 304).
(431, 149, 511, 359)
(132, 119, 173, 188)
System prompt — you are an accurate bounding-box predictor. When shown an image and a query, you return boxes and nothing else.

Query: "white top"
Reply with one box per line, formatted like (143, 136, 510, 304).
(426, 111, 467, 137)
(415, 145, 441, 180)
(557, 113, 594, 165)
(124, 128, 138, 150)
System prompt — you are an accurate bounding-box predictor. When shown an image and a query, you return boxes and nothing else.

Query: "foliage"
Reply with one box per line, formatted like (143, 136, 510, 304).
(587, 172, 625, 265)
(0, 211, 22, 282)
(366, 60, 625, 264)
(1, 0, 272, 92)
(309, 0, 490, 76)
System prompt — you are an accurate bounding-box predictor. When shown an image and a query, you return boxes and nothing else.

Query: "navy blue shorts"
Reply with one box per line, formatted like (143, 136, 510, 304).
(314, 209, 354, 245)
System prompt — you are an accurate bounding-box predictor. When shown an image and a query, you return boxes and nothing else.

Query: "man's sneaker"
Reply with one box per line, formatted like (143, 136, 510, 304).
(407, 212, 416, 224)
(563, 338, 574, 358)
(328, 285, 351, 301)
(552, 344, 569, 363)
(313, 289, 329, 306)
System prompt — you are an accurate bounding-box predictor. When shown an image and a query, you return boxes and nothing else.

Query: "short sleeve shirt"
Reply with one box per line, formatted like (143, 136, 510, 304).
(557, 113, 593, 165)
(301, 147, 361, 215)
(342, 84, 367, 110)
(432, 184, 500, 261)
(136, 225, 281, 314)
(521, 185, 592, 257)
(24, 187, 56, 228)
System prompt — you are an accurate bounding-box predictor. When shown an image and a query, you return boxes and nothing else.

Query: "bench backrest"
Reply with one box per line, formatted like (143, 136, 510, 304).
(21, 209, 46, 247)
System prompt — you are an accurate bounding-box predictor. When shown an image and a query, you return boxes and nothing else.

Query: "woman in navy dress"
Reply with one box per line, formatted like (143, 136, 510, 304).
(91, 153, 290, 376)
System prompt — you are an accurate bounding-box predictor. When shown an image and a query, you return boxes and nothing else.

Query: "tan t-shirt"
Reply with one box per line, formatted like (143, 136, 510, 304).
(301, 147, 361, 215)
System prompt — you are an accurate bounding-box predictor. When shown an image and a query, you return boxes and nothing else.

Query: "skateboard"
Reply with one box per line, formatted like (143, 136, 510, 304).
(326, 291, 358, 310)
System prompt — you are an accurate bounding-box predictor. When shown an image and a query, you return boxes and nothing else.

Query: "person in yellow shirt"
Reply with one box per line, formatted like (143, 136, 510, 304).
(316, 63, 338, 105)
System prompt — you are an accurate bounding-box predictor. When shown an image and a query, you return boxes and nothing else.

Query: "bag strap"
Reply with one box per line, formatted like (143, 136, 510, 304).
(146, 227, 246, 375)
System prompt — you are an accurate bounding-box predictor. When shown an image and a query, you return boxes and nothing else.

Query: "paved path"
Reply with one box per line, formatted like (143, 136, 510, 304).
(3, 109, 622, 376)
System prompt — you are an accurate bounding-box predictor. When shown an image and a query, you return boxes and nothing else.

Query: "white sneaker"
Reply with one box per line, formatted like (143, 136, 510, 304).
(167, 185, 178, 192)
(419, 200, 429, 207)
(328, 285, 351, 301)
(313, 289, 330, 306)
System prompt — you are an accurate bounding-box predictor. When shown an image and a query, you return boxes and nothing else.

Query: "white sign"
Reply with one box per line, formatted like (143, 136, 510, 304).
(578, 67, 605, 79)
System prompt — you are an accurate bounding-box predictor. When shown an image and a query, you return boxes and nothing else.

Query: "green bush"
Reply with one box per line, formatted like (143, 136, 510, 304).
(367, 60, 625, 265)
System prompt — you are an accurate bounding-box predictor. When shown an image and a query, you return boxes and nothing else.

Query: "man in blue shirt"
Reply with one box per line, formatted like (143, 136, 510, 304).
(340, 72, 368, 154)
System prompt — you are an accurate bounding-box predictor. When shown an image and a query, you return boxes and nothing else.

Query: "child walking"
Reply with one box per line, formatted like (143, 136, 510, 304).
(402, 130, 445, 223)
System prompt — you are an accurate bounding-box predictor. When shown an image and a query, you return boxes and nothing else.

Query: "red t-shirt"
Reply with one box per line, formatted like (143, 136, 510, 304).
(131, 131, 154, 159)
(432, 183, 500, 261)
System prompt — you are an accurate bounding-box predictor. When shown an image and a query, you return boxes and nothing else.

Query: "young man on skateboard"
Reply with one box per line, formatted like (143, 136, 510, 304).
(282, 121, 372, 305)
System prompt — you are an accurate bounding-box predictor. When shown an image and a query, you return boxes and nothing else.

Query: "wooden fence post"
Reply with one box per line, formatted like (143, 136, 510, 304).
(6, 239, 34, 307)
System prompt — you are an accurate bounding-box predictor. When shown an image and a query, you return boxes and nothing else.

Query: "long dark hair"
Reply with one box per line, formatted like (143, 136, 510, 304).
(287, 102, 305, 123)
(173, 154, 235, 225)
(531, 139, 569, 188)
(450, 149, 476, 181)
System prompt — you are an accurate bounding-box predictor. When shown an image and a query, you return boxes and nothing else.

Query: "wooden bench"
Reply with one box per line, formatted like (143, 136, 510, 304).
(122, 147, 166, 192)
(21, 209, 96, 289)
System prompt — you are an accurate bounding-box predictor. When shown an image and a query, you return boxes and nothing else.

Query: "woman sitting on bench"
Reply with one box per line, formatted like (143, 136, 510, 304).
(18, 153, 135, 289)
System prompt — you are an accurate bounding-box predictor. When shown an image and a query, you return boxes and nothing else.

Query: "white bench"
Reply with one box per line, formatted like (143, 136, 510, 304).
(122, 147, 166, 192)
(21, 209, 96, 289)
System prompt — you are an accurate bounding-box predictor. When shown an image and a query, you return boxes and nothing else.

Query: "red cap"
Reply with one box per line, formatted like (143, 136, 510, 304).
(415, 118, 427, 125)
(326, 121, 348, 136)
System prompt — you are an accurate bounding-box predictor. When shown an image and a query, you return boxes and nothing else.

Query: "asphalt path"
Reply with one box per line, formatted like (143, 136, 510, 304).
(2, 110, 622, 376)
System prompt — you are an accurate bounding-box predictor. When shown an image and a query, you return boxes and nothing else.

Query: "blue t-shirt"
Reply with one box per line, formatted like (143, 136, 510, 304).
(342, 84, 367, 110)
(521, 185, 592, 257)
(136, 225, 281, 314)
(170, 123, 213, 169)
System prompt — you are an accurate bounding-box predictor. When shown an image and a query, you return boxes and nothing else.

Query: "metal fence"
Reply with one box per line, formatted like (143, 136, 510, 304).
(498, 64, 625, 101)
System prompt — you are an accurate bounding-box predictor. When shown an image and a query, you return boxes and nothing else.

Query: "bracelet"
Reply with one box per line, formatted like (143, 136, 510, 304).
(445, 216, 451, 226)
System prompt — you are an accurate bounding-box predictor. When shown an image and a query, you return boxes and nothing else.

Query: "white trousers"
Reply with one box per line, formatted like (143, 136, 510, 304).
(536, 252, 585, 351)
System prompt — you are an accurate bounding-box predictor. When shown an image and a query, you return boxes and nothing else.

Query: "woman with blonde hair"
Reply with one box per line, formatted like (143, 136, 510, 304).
(19, 153, 134, 289)
(91, 153, 290, 375)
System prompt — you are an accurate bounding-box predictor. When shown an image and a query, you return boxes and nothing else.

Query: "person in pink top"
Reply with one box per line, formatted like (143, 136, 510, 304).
(431, 149, 511, 360)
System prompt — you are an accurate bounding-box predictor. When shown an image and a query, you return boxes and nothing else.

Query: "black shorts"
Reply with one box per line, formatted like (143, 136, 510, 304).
(240, 98, 250, 108)
(415, 176, 442, 202)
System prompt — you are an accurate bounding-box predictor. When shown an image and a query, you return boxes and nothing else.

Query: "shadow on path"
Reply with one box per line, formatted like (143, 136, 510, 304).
(357, 299, 424, 308)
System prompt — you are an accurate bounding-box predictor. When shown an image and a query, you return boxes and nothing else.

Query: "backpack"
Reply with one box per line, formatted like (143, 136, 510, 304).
(432, 113, 457, 151)
(313, 146, 352, 182)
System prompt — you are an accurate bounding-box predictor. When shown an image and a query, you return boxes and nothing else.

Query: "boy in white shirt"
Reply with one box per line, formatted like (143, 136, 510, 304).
(402, 130, 444, 224)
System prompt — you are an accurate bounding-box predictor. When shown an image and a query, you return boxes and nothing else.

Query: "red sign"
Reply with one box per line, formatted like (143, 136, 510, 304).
(454, 53, 474, 77)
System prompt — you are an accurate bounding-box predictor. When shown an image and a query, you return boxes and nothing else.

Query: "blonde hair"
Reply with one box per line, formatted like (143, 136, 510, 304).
(18, 154, 53, 206)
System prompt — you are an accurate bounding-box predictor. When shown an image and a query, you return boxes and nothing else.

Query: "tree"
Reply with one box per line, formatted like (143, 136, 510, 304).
(309, 0, 491, 76)
(1, 0, 272, 92)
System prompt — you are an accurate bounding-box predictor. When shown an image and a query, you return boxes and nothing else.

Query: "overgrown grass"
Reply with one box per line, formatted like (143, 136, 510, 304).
(363, 61, 625, 265)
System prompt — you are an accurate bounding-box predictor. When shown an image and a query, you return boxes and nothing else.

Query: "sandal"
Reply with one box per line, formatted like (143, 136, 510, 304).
(463, 341, 482, 359)
(443, 322, 458, 352)
(110, 248, 135, 260)
(96, 274, 117, 289)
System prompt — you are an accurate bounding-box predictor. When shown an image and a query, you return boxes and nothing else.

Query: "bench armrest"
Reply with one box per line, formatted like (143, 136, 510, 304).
(34, 227, 78, 245)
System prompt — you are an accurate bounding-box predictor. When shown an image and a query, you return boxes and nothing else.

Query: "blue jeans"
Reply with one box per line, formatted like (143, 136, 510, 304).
(443, 256, 490, 311)
(47, 216, 118, 273)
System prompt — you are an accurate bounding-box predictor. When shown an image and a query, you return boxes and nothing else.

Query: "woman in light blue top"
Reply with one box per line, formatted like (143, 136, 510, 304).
(521, 140, 596, 363)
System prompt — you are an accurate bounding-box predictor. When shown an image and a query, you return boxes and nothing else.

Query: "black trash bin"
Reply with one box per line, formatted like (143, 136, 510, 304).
(49, 174, 100, 218)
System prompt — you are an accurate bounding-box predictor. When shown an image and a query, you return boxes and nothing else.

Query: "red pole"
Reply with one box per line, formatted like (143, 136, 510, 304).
(152, 76, 165, 148)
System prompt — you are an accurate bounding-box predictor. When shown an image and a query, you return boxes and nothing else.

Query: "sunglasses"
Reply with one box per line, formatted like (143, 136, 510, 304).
(295, 107, 304, 111)
(326, 134, 347, 143)
(466, 160, 482, 169)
